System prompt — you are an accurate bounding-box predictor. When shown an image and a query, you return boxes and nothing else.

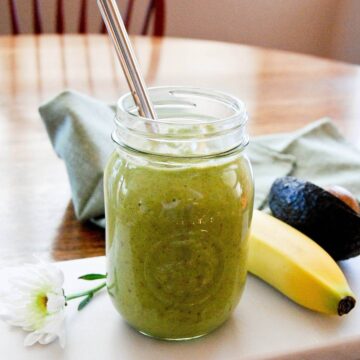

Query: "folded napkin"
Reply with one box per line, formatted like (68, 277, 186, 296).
(39, 91, 360, 227)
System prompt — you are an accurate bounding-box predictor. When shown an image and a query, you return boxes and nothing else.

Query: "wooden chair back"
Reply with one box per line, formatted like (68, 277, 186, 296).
(7, 0, 165, 36)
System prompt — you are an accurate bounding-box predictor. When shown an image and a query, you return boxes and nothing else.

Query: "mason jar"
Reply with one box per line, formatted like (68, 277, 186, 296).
(104, 86, 254, 340)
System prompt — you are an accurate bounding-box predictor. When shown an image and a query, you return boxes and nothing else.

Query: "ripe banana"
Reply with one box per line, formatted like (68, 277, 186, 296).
(248, 210, 356, 315)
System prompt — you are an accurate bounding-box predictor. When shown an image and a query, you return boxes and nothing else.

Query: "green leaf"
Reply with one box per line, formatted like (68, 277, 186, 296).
(78, 293, 93, 311)
(78, 273, 107, 281)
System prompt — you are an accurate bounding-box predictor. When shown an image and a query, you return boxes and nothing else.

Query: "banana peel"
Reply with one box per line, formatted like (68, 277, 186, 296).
(248, 210, 356, 315)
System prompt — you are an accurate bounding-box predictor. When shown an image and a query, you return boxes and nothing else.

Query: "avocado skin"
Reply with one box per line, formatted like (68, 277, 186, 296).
(269, 177, 360, 261)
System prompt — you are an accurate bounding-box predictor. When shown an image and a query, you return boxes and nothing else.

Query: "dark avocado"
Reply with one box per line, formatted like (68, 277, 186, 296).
(269, 176, 360, 261)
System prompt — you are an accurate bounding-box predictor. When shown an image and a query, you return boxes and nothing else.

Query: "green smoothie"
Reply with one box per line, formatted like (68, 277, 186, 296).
(104, 148, 254, 339)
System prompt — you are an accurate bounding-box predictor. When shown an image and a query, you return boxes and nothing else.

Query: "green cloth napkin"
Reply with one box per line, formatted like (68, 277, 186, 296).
(39, 90, 360, 227)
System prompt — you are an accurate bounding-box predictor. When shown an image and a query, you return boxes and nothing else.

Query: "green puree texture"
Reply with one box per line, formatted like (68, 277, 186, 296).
(104, 149, 254, 339)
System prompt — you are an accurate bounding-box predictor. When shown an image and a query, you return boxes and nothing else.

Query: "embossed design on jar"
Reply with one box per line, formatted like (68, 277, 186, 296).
(144, 232, 224, 306)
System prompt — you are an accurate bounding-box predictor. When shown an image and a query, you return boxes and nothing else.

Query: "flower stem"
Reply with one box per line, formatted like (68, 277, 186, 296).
(65, 282, 107, 301)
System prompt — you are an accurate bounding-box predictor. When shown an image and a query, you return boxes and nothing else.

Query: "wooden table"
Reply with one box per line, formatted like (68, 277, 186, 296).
(1, 35, 360, 265)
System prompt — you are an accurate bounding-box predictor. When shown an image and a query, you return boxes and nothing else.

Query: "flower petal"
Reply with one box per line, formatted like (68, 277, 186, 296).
(38, 333, 57, 345)
(0, 262, 67, 347)
(46, 293, 65, 313)
(41, 311, 65, 334)
(24, 331, 42, 347)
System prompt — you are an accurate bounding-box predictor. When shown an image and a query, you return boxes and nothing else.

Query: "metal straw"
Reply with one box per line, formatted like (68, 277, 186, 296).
(97, 0, 158, 120)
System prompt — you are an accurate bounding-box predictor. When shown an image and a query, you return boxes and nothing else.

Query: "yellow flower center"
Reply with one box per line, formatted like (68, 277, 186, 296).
(36, 294, 48, 314)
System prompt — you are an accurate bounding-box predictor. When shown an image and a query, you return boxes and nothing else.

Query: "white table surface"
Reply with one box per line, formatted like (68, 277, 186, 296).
(1, 256, 360, 360)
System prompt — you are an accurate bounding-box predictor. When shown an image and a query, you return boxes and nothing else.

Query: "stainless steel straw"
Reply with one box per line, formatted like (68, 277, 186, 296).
(97, 0, 158, 120)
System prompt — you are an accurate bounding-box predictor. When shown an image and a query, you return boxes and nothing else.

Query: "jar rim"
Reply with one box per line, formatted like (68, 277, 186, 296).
(114, 86, 249, 158)
(116, 86, 247, 126)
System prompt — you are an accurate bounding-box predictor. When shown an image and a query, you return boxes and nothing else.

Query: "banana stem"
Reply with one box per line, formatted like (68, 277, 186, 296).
(338, 296, 356, 316)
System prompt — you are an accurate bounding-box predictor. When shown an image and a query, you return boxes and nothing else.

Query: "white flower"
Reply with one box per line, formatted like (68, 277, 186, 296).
(0, 263, 66, 347)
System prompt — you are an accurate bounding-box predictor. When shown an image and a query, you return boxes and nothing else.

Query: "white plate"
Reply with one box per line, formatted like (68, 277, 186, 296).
(1, 256, 360, 360)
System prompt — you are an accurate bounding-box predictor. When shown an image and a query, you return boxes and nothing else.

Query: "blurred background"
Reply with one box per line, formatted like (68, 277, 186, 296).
(1, 0, 360, 64)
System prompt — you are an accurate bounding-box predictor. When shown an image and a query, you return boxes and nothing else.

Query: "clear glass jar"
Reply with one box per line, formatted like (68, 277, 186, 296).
(104, 87, 254, 340)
